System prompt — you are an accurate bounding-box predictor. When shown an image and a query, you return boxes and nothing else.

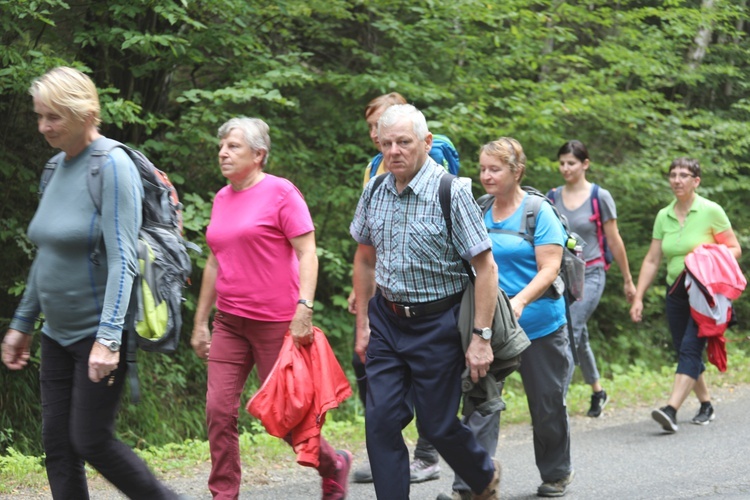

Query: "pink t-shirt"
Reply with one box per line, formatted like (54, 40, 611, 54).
(207, 174, 314, 322)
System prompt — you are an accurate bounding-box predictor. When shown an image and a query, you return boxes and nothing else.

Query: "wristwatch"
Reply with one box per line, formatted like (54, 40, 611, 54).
(96, 338, 121, 352)
(472, 327, 492, 341)
(297, 299, 314, 310)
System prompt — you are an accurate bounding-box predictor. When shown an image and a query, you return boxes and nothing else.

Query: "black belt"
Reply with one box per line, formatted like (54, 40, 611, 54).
(383, 292, 463, 318)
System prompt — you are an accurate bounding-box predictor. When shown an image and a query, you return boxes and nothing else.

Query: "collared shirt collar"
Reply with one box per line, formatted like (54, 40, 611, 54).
(389, 156, 439, 197)
(666, 194, 703, 220)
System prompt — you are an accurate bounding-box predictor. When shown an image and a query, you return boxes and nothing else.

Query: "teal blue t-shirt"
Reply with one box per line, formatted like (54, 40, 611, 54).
(485, 194, 567, 340)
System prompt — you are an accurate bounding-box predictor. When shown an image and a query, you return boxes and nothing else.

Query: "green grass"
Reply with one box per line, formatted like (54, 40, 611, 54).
(2, 349, 749, 494)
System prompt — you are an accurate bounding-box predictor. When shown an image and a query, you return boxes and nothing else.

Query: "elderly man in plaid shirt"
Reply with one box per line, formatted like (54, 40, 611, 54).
(350, 104, 501, 500)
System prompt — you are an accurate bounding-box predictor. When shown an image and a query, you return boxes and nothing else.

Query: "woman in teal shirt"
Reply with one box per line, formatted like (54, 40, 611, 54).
(630, 158, 741, 433)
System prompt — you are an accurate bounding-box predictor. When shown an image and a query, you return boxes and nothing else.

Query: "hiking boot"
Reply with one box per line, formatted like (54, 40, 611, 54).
(587, 390, 609, 417)
(472, 458, 501, 500)
(652, 406, 678, 433)
(436, 490, 472, 500)
(537, 470, 575, 497)
(691, 403, 715, 425)
(352, 461, 373, 483)
(410, 457, 440, 483)
(322, 450, 352, 500)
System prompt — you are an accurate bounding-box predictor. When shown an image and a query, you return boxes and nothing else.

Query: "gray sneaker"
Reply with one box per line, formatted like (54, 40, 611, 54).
(410, 457, 440, 483)
(352, 461, 373, 483)
(691, 404, 715, 425)
(537, 470, 575, 497)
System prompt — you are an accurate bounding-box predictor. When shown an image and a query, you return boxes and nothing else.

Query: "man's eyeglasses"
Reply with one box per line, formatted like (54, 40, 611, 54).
(667, 172, 697, 180)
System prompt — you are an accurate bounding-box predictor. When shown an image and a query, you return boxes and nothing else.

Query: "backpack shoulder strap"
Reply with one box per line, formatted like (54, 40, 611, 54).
(369, 172, 388, 196)
(438, 173, 455, 235)
(369, 153, 384, 179)
(483, 190, 540, 245)
(438, 173, 474, 281)
(87, 137, 129, 214)
(39, 152, 66, 197)
(546, 186, 561, 203)
(476, 194, 494, 216)
(521, 190, 546, 241)
(589, 183, 600, 215)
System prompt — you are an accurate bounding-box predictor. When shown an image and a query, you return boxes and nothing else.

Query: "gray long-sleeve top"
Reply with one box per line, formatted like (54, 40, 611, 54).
(10, 139, 142, 345)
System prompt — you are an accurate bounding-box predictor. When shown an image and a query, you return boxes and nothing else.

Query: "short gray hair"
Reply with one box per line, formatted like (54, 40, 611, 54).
(217, 117, 271, 166)
(378, 104, 429, 141)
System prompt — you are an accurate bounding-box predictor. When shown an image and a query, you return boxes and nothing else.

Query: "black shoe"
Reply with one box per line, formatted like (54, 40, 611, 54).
(652, 406, 678, 433)
(587, 390, 609, 417)
(691, 403, 715, 425)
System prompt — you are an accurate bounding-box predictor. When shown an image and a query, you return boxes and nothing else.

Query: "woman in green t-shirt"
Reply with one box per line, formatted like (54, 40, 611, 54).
(630, 158, 741, 433)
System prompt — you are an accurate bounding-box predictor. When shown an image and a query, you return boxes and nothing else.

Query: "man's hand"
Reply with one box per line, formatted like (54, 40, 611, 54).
(354, 326, 370, 364)
(191, 323, 211, 359)
(1, 329, 32, 370)
(347, 290, 357, 315)
(88, 341, 120, 383)
(289, 306, 314, 348)
(465, 335, 493, 383)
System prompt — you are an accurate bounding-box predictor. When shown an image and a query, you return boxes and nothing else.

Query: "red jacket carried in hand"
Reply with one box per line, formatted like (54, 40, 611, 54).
(246, 327, 352, 467)
(685, 243, 747, 372)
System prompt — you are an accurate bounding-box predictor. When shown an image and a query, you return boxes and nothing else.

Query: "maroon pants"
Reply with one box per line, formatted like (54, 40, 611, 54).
(206, 310, 338, 499)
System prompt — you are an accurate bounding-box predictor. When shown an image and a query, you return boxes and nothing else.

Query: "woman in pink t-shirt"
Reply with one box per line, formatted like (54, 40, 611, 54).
(190, 117, 351, 500)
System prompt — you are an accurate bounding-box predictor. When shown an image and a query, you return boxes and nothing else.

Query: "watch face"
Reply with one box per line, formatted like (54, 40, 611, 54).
(481, 328, 492, 340)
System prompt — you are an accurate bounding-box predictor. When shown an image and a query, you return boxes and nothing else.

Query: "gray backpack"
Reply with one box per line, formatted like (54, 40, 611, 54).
(40, 138, 200, 401)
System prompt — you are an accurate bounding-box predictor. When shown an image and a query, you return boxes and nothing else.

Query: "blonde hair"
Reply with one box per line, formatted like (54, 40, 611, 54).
(29, 67, 101, 126)
(479, 137, 527, 182)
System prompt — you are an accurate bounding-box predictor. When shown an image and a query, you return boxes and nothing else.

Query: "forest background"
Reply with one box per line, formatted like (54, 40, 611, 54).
(1, 0, 750, 457)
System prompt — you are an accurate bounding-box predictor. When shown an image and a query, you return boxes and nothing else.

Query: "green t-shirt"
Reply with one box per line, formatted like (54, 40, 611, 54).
(653, 194, 731, 285)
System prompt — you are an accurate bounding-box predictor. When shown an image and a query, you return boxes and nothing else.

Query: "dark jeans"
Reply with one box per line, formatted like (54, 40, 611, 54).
(352, 327, 439, 464)
(666, 274, 706, 379)
(41, 332, 176, 500)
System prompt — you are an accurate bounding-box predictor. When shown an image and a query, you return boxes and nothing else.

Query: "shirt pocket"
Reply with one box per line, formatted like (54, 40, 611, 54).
(409, 216, 446, 261)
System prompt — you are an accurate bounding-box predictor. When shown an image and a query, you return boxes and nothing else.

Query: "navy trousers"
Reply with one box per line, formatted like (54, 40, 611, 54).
(365, 294, 494, 499)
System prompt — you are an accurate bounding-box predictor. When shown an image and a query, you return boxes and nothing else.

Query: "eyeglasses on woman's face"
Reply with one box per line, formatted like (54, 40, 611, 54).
(667, 172, 697, 181)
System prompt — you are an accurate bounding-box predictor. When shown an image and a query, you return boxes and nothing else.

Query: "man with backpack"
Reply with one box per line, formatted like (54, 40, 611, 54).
(350, 104, 500, 499)
(350, 92, 462, 485)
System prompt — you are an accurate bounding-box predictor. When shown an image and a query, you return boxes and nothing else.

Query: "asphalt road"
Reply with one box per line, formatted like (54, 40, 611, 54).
(237, 384, 750, 500)
(6, 384, 750, 499)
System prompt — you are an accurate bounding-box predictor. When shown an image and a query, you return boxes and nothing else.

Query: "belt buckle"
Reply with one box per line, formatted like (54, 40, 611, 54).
(403, 305, 412, 318)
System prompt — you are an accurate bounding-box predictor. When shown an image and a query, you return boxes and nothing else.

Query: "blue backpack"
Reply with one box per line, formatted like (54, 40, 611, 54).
(368, 133, 461, 178)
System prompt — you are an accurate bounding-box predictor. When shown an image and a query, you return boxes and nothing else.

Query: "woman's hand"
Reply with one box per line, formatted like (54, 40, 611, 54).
(1, 329, 32, 370)
(630, 300, 644, 323)
(623, 280, 637, 304)
(289, 306, 314, 348)
(191, 323, 211, 359)
(509, 296, 526, 319)
(88, 341, 120, 383)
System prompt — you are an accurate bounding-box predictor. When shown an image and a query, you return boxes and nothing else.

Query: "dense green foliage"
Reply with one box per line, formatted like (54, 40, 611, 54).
(2, 0, 749, 455)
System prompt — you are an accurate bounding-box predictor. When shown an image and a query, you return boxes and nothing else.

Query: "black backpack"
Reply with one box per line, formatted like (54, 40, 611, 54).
(40, 137, 201, 402)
